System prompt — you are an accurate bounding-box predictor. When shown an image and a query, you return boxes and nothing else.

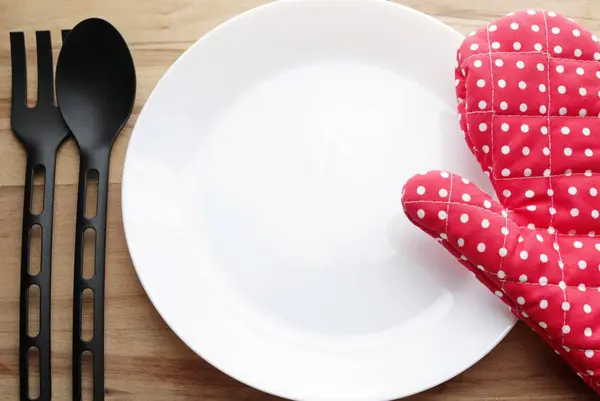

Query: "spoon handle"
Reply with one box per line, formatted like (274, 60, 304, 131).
(72, 148, 110, 401)
(19, 152, 57, 401)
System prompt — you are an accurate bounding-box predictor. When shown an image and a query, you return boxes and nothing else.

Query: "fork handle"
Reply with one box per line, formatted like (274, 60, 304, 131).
(72, 147, 111, 401)
(19, 151, 58, 401)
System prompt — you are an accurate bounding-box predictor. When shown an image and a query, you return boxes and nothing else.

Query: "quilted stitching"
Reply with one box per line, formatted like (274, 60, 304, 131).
(401, 10, 600, 394)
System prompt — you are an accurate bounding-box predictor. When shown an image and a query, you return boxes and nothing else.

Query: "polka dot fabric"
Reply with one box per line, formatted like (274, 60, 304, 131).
(402, 10, 600, 394)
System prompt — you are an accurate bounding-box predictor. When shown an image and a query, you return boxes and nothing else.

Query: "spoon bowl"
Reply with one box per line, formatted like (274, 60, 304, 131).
(56, 17, 136, 149)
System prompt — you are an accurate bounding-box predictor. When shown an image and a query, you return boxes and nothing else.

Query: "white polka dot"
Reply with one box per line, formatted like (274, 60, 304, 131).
(563, 325, 571, 334)
(457, 238, 465, 247)
(549, 207, 556, 215)
(539, 105, 547, 114)
(548, 11, 556, 17)
(562, 302, 571, 311)
(537, 63, 544, 71)
(585, 328, 593, 337)
(477, 243, 486, 252)
(478, 100, 487, 109)
(583, 128, 591, 136)
(574, 241, 583, 248)
(539, 322, 547, 329)
(501, 169, 510, 177)
(568, 187, 577, 195)
(501, 145, 510, 154)
(503, 189, 511, 198)
(592, 210, 599, 218)
(552, 27, 560, 34)
(498, 79, 506, 88)
(439, 189, 448, 197)
(581, 87, 588, 96)
(541, 126, 548, 135)
(539, 276, 548, 285)
(526, 205, 536, 211)
(535, 43, 543, 51)
(513, 42, 522, 50)
(591, 188, 598, 196)
(586, 350, 594, 358)
(519, 274, 527, 283)
(564, 147, 573, 156)
(595, 52, 600, 60)
(510, 22, 519, 30)
(441, 172, 449, 178)
(532, 24, 540, 32)
(554, 243, 560, 251)
(499, 248, 507, 257)
(478, 219, 489, 229)
(559, 281, 567, 290)
(495, 58, 503, 67)
(538, 84, 546, 93)
(561, 126, 570, 135)
(477, 79, 485, 88)
(417, 209, 425, 219)
(594, 34, 599, 42)
(579, 284, 587, 292)
(579, 260, 588, 269)
(518, 81, 527, 89)
(543, 147, 550, 156)
(417, 186, 426, 195)
(516, 61, 525, 70)
(556, 65, 565, 73)
(521, 124, 529, 133)
(558, 85, 566, 94)
(474, 60, 483, 68)
(554, 45, 562, 54)
(495, 290, 503, 297)
(559, 261, 565, 269)
(586, 149, 594, 157)
(470, 43, 479, 51)
(517, 296, 525, 305)
(460, 213, 469, 223)
(585, 304, 592, 313)
(524, 168, 532, 177)
(560, 107, 567, 115)
(580, 108, 588, 117)
(571, 208, 580, 217)
(482, 145, 490, 153)
(519, 103, 527, 112)
(525, 190, 534, 198)
(479, 123, 487, 132)
(500, 101, 508, 110)
(520, 250, 528, 260)
(484, 200, 492, 209)
(540, 299, 548, 309)
(522, 147, 530, 156)
(489, 24, 497, 32)
(596, 244, 600, 252)
(438, 210, 447, 220)
(501, 227, 509, 236)
(573, 29, 581, 37)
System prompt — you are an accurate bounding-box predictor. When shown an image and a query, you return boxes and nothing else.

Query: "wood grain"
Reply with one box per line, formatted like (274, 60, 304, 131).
(1, 0, 600, 399)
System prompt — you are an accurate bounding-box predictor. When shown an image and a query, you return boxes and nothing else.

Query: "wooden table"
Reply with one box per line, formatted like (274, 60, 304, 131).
(1, 0, 600, 399)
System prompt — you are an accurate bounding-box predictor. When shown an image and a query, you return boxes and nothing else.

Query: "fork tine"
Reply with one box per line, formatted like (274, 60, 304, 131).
(61, 29, 70, 43)
(9, 32, 27, 108)
(36, 31, 54, 105)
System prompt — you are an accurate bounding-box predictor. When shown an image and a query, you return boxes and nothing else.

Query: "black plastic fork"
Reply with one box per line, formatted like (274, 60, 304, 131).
(10, 30, 71, 401)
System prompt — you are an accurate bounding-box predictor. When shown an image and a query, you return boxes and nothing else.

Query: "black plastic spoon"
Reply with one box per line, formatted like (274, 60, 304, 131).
(55, 18, 136, 400)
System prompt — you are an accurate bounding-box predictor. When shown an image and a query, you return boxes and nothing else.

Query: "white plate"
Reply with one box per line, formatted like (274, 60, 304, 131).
(122, 1, 516, 400)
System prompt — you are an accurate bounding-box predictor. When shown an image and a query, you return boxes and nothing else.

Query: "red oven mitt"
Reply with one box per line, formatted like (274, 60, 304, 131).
(402, 9, 600, 394)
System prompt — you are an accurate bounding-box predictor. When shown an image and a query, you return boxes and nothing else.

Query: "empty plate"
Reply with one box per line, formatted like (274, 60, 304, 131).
(122, 0, 516, 400)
